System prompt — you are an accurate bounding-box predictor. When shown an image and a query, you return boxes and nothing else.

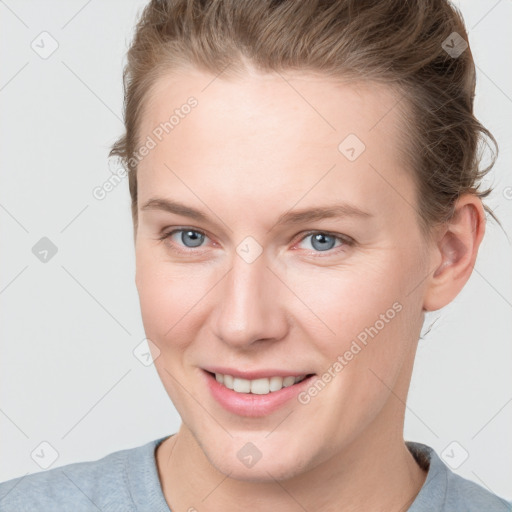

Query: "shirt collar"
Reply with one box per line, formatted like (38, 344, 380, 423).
(406, 441, 448, 511)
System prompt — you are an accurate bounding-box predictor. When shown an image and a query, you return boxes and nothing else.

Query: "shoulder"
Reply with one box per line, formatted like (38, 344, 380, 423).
(0, 437, 168, 512)
(407, 441, 512, 512)
(443, 466, 512, 511)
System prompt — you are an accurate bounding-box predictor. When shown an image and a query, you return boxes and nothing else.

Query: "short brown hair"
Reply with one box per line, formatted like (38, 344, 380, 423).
(109, 0, 500, 236)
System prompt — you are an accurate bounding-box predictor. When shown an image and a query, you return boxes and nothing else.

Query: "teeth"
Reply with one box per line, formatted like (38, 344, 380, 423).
(283, 376, 296, 387)
(269, 376, 283, 392)
(251, 378, 270, 395)
(223, 374, 234, 390)
(233, 377, 251, 393)
(213, 373, 307, 395)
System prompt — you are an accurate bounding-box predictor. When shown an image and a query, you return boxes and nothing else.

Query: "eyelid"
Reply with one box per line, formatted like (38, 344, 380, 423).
(292, 229, 353, 246)
(159, 227, 353, 255)
(159, 227, 212, 250)
(290, 230, 353, 257)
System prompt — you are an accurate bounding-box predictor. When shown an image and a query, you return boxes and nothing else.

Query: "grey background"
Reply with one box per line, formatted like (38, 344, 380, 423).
(1, 0, 511, 500)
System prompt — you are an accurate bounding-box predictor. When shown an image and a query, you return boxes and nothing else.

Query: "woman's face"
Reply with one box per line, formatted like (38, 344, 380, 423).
(135, 66, 432, 480)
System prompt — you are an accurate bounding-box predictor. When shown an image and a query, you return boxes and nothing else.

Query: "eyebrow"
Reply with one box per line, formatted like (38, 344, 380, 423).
(140, 197, 373, 227)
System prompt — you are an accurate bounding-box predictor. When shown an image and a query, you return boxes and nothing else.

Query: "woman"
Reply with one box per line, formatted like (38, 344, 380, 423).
(1, 0, 510, 510)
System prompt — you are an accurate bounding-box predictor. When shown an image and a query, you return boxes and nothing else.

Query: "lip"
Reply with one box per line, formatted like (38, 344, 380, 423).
(202, 369, 315, 417)
(203, 366, 310, 380)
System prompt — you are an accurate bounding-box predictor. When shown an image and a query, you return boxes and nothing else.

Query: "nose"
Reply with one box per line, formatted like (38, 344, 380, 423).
(211, 248, 288, 350)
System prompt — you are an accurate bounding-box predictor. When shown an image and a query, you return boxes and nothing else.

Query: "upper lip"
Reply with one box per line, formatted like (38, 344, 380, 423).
(203, 366, 314, 380)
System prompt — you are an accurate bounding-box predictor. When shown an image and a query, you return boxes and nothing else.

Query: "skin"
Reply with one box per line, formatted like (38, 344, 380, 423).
(133, 65, 486, 511)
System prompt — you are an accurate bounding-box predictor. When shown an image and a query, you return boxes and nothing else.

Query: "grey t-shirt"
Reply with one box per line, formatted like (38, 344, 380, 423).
(0, 436, 510, 511)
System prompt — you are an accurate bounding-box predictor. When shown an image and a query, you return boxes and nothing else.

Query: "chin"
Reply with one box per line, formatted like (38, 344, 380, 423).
(213, 456, 308, 483)
(198, 433, 317, 483)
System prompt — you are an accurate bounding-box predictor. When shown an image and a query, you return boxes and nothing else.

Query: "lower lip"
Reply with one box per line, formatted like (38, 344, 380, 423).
(203, 370, 315, 417)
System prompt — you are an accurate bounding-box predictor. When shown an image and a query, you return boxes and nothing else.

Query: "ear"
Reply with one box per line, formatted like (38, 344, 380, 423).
(422, 194, 486, 312)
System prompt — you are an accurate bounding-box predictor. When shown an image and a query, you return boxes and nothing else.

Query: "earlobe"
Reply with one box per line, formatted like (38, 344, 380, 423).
(422, 196, 486, 312)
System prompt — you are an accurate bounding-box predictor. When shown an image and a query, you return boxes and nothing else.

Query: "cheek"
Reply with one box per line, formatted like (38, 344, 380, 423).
(135, 247, 217, 352)
(287, 258, 409, 356)
(294, 253, 423, 425)
(297, 271, 417, 443)
(135, 250, 186, 344)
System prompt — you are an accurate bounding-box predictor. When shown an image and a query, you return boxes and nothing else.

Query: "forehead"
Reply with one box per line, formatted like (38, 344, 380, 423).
(136, 67, 415, 226)
(140, 67, 406, 149)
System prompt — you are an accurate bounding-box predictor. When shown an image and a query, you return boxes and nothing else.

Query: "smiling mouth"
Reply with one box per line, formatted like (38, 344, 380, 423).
(205, 371, 315, 395)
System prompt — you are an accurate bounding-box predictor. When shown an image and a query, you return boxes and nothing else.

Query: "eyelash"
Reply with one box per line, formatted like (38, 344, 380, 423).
(157, 227, 354, 257)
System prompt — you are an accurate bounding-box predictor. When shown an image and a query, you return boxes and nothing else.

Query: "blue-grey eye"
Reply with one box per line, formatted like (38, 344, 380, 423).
(171, 229, 205, 248)
(300, 232, 341, 252)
